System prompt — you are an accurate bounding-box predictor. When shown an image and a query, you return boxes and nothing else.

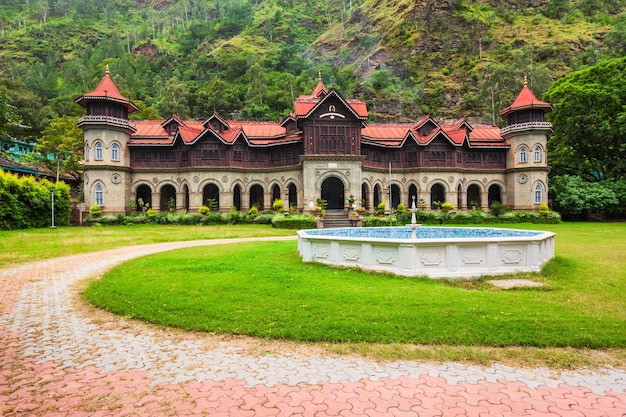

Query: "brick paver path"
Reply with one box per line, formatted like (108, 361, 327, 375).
(1, 237, 625, 416)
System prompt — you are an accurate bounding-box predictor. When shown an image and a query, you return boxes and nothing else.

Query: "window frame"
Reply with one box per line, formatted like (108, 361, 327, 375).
(94, 142, 103, 161)
(94, 183, 104, 206)
(534, 145, 541, 163)
(111, 143, 120, 161)
(534, 183, 543, 204)
(519, 146, 528, 163)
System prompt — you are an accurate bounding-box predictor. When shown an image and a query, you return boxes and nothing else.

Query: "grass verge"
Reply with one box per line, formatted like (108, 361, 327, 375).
(83, 223, 626, 368)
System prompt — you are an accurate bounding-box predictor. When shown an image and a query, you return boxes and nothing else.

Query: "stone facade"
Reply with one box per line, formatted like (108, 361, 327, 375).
(77, 69, 552, 216)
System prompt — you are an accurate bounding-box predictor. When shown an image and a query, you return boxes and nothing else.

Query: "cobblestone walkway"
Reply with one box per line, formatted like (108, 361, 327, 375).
(1, 237, 625, 416)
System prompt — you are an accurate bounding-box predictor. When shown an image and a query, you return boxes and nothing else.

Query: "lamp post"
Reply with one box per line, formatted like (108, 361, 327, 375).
(50, 186, 56, 229)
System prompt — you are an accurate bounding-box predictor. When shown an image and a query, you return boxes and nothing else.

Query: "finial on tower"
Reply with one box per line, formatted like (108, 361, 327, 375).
(524, 75, 528, 86)
(318, 70, 322, 83)
(105, 64, 110, 76)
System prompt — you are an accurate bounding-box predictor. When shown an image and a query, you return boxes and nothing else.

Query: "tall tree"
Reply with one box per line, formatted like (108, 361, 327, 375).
(544, 57, 626, 181)
(36, 116, 83, 181)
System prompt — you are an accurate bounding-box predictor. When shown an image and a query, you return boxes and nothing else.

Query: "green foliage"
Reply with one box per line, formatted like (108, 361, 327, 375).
(272, 198, 284, 212)
(271, 214, 317, 229)
(0, 171, 70, 229)
(247, 205, 259, 217)
(544, 57, 626, 181)
(89, 204, 102, 216)
(198, 205, 210, 215)
(549, 175, 619, 217)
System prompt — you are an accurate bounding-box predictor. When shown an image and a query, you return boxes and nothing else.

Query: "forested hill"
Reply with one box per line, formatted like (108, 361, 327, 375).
(1, 0, 625, 141)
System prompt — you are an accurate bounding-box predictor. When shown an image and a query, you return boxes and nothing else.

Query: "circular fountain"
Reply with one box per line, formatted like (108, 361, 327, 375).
(297, 201, 555, 279)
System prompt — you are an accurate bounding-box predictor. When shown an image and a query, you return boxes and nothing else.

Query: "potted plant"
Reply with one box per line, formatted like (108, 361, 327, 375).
(349, 210, 358, 220)
(348, 194, 356, 208)
(470, 200, 478, 211)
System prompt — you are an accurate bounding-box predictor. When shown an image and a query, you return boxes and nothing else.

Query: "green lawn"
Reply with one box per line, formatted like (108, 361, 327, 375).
(0, 224, 295, 268)
(83, 223, 626, 351)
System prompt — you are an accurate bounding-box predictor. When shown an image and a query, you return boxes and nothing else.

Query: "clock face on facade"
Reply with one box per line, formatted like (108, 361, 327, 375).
(518, 174, 528, 184)
(111, 173, 121, 184)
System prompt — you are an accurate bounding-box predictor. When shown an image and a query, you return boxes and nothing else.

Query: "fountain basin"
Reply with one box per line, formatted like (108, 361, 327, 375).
(297, 226, 555, 279)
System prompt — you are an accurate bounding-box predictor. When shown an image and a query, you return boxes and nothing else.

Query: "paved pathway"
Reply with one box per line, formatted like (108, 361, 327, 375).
(1, 237, 625, 416)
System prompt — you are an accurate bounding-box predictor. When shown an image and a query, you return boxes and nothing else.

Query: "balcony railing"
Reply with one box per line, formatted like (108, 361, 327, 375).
(77, 115, 136, 131)
(500, 122, 552, 136)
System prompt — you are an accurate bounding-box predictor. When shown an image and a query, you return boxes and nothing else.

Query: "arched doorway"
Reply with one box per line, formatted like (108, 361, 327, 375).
(135, 184, 152, 212)
(321, 176, 344, 210)
(233, 185, 241, 211)
(466, 184, 481, 209)
(361, 183, 369, 210)
(250, 184, 264, 210)
(391, 184, 400, 209)
(160, 184, 177, 212)
(182, 184, 190, 211)
(373, 184, 382, 208)
(271, 184, 281, 205)
(288, 183, 297, 209)
(430, 183, 445, 209)
(203, 183, 220, 211)
(408, 184, 418, 207)
(488, 184, 502, 207)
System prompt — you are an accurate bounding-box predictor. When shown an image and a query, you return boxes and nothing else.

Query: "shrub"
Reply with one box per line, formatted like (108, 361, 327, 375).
(440, 202, 455, 213)
(271, 214, 317, 229)
(0, 171, 70, 230)
(198, 205, 210, 215)
(89, 204, 102, 216)
(396, 203, 406, 214)
(247, 206, 259, 217)
(538, 203, 550, 216)
(376, 202, 386, 215)
(146, 208, 157, 218)
(254, 213, 276, 224)
(272, 199, 284, 212)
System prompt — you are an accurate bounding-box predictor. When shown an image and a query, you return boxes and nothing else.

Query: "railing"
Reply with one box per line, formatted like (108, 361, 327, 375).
(77, 115, 135, 131)
(500, 122, 552, 136)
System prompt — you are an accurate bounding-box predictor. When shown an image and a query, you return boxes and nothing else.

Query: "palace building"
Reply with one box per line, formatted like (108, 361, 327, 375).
(76, 68, 552, 216)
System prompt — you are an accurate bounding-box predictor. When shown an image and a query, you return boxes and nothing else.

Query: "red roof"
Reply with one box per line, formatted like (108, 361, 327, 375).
(76, 67, 137, 112)
(499, 84, 552, 118)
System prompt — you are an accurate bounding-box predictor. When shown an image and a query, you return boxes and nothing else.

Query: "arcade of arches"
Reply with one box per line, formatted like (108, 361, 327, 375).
(132, 177, 504, 213)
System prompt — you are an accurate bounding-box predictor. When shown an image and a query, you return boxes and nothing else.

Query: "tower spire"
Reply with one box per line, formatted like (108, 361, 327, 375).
(105, 64, 110, 76)
(318, 70, 322, 83)
(524, 75, 528, 86)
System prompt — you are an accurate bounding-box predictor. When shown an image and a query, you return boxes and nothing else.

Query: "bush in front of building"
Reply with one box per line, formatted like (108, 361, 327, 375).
(363, 209, 561, 226)
(0, 170, 71, 230)
(271, 214, 317, 229)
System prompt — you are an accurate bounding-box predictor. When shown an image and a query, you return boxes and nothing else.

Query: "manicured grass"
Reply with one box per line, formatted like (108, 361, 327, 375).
(0, 224, 295, 268)
(84, 222, 626, 350)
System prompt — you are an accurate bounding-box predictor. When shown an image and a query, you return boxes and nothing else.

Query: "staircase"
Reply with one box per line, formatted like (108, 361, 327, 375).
(321, 209, 354, 229)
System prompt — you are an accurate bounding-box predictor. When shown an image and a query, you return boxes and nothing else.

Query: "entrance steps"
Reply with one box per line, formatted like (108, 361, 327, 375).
(322, 209, 354, 229)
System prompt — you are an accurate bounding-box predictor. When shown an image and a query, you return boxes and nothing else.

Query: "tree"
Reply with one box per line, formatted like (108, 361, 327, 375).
(549, 175, 618, 218)
(36, 116, 84, 182)
(544, 57, 626, 181)
(0, 91, 25, 139)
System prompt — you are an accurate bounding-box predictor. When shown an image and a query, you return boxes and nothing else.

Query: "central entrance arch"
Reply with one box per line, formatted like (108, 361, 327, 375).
(321, 176, 344, 209)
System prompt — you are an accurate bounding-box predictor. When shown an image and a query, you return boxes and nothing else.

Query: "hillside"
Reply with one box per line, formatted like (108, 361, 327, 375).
(0, 0, 624, 141)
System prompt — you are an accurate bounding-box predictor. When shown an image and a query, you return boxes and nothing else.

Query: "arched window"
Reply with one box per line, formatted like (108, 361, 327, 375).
(534, 183, 543, 204)
(94, 142, 103, 160)
(534, 145, 541, 162)
(94, 183, 104, 206)
(111, 143, 120, 161)
(519, 146, 528, 163)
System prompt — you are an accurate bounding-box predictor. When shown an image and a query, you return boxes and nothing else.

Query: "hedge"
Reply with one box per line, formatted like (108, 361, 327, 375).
(362, 209, 561, 227)
(271, 214, 317, 229)
(0, 170, 71, 230)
